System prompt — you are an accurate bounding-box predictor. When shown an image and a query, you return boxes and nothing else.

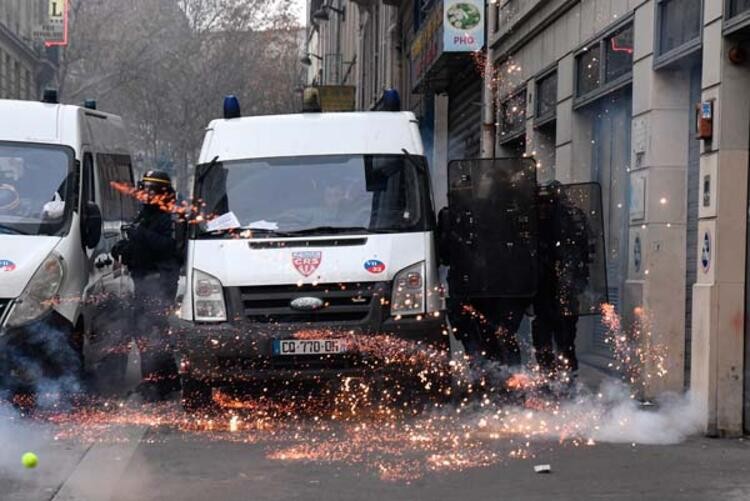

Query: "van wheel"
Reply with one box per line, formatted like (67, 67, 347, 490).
(181, 378, 213, 413)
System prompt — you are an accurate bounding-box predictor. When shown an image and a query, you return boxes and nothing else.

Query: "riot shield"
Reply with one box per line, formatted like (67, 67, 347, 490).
(446, 157, 539, 298)
(552, 182, 609, 316)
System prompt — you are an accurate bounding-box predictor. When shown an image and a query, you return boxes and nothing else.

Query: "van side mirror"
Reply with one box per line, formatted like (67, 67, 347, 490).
(82, 202, 102, 249)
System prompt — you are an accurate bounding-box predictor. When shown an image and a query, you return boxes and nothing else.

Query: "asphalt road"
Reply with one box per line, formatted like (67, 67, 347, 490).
(1, 394, 749, 501)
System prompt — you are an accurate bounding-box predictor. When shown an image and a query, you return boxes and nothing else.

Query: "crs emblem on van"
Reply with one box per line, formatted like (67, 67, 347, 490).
(292, 251, 322, 277)
(0, 259, 16, 272)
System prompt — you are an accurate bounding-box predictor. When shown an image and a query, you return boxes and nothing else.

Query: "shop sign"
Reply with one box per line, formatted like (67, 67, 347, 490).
(410, 1, 445, 86)
(410, 0, 486, 87)
(33, 0, 69, 47)
(443, 0, 485, 52)
(317, 86, 356, 112)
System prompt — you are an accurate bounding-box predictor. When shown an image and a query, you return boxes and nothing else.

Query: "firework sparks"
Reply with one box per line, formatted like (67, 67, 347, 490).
(4, 303, 687, 483)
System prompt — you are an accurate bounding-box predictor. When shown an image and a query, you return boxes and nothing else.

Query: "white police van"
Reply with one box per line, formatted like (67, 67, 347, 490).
(173, 94, 446, 410)
(0, 95, 137, 397)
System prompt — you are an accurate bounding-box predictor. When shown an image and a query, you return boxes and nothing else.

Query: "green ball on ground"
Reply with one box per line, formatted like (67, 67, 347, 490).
(21, 452, 38, 469)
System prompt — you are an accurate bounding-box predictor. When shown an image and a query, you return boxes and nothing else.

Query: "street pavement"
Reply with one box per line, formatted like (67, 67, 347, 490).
(0, 391, 748, 501)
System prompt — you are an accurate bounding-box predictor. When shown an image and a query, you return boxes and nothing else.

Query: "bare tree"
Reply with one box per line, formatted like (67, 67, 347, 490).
(58, 0, 303, 192)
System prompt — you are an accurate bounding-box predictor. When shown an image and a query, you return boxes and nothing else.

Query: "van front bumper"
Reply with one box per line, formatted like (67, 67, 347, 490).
(169, 313, 448, 385)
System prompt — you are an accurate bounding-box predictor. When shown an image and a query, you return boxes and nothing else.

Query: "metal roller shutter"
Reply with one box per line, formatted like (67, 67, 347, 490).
(447, 65, 482, 162)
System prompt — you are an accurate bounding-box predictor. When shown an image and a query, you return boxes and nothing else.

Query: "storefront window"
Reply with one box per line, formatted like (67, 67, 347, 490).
(500, 90, 527, 138)
(658, 0, 702, 56)
(536, 71, 557, 119)
(729, 0, 750, 18)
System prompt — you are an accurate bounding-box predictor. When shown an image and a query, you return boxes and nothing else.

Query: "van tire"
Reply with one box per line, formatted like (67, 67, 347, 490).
(181, 378, 213, 413)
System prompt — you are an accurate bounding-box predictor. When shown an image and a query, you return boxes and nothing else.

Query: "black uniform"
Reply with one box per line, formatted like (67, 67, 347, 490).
(532, 185, 591, 375)
(112, 171, 179, 398)
(438, 208, 525, 367)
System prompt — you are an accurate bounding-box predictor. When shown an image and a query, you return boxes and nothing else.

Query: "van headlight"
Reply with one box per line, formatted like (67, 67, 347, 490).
(193, 269, 227, 322)
(6, 254, 64, 328)
(391, 262, 425, 317)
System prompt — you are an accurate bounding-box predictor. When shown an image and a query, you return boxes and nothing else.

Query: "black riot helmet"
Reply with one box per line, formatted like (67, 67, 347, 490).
(538, 179, 562, 197)
(138, 170, 174, 196)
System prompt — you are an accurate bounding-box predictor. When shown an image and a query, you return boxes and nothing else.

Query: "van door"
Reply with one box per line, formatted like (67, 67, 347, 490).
(83, 152, 136, 368)
(95, 153, 138, 303)
(81, 151, 117, 365)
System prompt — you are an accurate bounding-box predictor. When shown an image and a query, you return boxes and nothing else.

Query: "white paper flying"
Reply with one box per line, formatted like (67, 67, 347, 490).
(206, 211, 241, 232)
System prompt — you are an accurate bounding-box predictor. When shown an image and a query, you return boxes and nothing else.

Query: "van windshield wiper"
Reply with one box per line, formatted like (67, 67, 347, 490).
(283, 226, 371, 236)
(283, 226, 404, 236)
(401, 148, 427, 173)
(0, 223, 27, 235)
(195, 155, 220, 186)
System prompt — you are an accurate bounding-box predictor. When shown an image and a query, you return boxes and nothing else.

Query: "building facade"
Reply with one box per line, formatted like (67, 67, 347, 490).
(0, 0, 55, 100)
(305, 0, 750, 436)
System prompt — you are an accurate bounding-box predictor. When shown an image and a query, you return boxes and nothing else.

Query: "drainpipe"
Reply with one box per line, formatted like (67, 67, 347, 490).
(480, 1, 497, 159)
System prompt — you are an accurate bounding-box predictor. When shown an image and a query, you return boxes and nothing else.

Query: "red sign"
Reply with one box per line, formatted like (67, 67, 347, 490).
(292, 252, 322, 277)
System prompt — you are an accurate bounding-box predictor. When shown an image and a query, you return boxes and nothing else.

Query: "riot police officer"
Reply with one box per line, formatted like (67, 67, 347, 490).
(532, 181, 592, 381)
(437, 207, 525, 367)
(112, 170, 180, 400)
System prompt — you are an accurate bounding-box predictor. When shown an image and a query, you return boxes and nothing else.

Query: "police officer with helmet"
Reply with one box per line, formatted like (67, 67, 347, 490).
(112, 170, 180, 401)
(532, 180, 592, 385)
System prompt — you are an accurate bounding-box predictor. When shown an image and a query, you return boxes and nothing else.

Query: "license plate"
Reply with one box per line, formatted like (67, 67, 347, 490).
(272, 339, 348, 356)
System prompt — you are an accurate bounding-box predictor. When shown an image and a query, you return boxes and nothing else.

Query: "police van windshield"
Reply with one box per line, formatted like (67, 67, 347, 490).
(194, 154, 435, 237)
(0, 142, 75, 236)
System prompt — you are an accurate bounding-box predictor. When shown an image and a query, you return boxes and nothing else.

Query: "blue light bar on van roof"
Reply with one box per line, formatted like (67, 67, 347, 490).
(223, 95, 241, 119)
(381, 89, 401, 112)
(42, 89, 58, 104)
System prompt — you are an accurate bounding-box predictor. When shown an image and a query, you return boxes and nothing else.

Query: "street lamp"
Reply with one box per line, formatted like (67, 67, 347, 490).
(300, 53, 323, 66)
(312, 4, 345, 22)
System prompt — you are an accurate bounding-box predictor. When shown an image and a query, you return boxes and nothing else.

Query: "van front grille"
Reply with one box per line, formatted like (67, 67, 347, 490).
(236, 282, 386, 324)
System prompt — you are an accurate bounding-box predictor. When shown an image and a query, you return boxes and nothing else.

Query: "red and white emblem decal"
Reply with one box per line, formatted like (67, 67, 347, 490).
(292, 251, 322, 277)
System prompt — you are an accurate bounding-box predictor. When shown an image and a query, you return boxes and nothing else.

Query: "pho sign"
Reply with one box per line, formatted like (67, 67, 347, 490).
(33, 0, 69, 47)
(410, 0, 485, 88)
(444, 0, 485, 52)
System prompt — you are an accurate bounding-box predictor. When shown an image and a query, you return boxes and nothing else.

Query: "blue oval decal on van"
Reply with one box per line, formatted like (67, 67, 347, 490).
(0, 259, 16, 272)
(364, 260, 386, 274)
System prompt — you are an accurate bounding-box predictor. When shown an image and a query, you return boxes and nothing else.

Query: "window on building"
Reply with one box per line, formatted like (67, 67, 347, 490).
(499, 89, 527, 139)
(658, 0, 702, 56)
(536, 71, 557, 120)
(576, 22, 634, 99)
(729, 0, 750, 18)
(605, 25, 634, 81)
(577, 49, 601, 96)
